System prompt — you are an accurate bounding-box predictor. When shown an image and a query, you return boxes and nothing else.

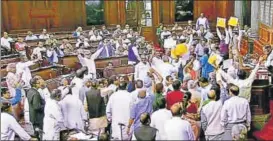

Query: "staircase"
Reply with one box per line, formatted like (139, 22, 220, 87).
(253, 100, 273, 140)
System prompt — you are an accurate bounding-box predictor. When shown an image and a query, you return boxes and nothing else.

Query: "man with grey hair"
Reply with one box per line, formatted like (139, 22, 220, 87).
(134, 54, 151, 82)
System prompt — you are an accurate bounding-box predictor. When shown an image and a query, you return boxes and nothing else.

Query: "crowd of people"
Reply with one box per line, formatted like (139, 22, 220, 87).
(1, 13, 273, 141)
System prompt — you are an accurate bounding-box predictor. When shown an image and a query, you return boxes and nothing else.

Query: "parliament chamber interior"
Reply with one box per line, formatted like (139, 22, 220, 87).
(1, 0, 273, 140)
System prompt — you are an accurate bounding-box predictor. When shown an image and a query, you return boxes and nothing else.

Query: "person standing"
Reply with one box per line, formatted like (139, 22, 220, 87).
(106, 82, 132, 140)
(1, 101, 32, 140)
(43, 89, 65, 140)
(164, 103, 195, 140)
(201, 86, 224, 140)
(151, 97, 172, 140)
(59, 87, 87, 131)
(134, 113, 158, 141)
(26, 77, 45, 131)
(166, 80, 184, 109)
(220, 85, 251, 140)
(85, 79, 107, 135)
(196, 13, 210, 30)
(134, 55, 151, 82)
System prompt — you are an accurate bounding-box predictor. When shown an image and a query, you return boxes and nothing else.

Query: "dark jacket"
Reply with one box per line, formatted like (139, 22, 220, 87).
(86, 88, 106, 118)
(26, 88, 45, 129)
(134, 125, 157, 141)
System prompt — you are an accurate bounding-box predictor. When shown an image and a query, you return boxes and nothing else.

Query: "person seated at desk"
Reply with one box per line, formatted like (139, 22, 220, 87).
(115, 38, 128, 56)
(127, 28, 134, 39)
(103, 62, 117, 78)
(1, 32, 13, 52)
(73, 26, 83, 37)
(46, 45, 64, 65)
(31, 41, 47, 61)
(90, 30, 102, 42)
(99, 25, 110, 37)
(15, 37, 27, 56)
(172, 23, 183, 31)
(113, 24, 122, 36)
(123, 24, 130, 34)
(39, 29, 50, 40)
(59, 39, 73, 54)
(88, 26, 97, 37)
(160, 26, 171, 40)
(76, 35, 90, 48)
(25, 31, 38, 41)
(45, 34, 58, 46)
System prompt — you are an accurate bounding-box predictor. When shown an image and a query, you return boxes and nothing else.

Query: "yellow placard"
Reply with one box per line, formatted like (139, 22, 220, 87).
(217, 17, 226, 28)
(228, 17, 238, 26)
(208, 54, 217, 65)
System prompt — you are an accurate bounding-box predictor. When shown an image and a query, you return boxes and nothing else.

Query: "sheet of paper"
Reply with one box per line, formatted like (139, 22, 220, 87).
(223, 59, 233, 69)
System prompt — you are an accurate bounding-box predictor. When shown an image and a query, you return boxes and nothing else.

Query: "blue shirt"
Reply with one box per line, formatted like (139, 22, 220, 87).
(130, 95, 154, 130)
(1, 89, 22, 105)
(200, 55, 214, 79)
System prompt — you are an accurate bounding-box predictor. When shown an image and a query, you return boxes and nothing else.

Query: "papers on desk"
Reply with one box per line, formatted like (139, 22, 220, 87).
(69, 132, 96, 140)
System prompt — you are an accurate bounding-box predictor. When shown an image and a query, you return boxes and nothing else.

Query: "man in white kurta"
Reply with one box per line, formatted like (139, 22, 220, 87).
(43, 90, 65, 140)
(77, 48, 103, 79)
(164, 103, 194, 140)
(1, 109, 31, 140)
(16, 58, 37, 89)
(150, 98, 172, 140)
(59, 93, 87, 131)
(134, 56, 151, 82)
(106, 83, 132, 140)
(1, 32, 13, 51)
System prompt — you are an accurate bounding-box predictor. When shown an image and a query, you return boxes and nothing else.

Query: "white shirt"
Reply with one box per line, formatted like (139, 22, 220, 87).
(164, 117, 195, 140)
(16, 61, 34, 88)
(71, 77, 84, 99)
(25, 35, 38, 41)
(219, 63, 260, 101)
(6, 72, 19, 97)
(196, 17, 209, 29)
(200, 84, 212, 102)
(160, 63, 178, 81)
(193, 59, 201, 71)
(134, 62, 151, 82)
(32, 47, 46, 60)
(106, 90, 132, 140)
(202, 100, 224, 135)
(221, 96, 251, 128)
(59, 94, 87, 130)
(39, 34, 49, 39)
(76, 38, 90, 48)
(150, 109, 172, 140)
(38, 88, 51, 103)
(161, 31, 171, 39)
(77, 48, 103, 79)
(1, 113, 31, 140)
(164, 37, 176, 49)
(43, 99, 64, 140)
(1, 37, 13, 50)
(265, 51, 273, 68)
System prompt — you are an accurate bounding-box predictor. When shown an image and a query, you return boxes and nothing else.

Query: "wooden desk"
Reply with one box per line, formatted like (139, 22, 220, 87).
(250, 84, 272, 115)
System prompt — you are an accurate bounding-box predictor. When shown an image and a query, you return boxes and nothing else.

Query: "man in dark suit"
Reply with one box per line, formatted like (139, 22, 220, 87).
(26, 77, 45, 131)
(134, 113, 157, 141)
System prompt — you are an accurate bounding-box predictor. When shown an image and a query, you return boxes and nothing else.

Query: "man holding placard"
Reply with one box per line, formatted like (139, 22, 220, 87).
(216, 17, 230, 60)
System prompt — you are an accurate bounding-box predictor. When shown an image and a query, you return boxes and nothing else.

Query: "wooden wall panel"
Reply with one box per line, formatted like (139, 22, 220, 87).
(1, 0, 86, 32)
(104, 1, 119, 25)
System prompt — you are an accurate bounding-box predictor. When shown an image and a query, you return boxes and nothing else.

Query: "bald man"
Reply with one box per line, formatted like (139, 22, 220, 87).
(221, 85, 251, 140)
(164, 103, 194, 140)
(134, 113, 157, 141)
(201, 86, 224, 140)
(127, 89, 154, 136)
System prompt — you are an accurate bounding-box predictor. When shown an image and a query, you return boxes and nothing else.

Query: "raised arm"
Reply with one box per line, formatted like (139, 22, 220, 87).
(224, 28, 230, 44)
(216, 27, 222, 39)
(91, 48, 104, 60)
(228, 26, 233, 39)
